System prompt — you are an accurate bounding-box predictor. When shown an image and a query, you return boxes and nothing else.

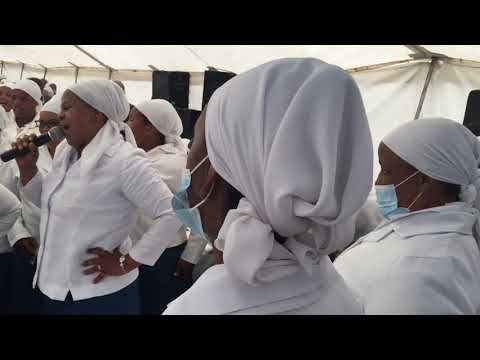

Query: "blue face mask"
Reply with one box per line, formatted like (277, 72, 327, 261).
(375, 170, 423, 219)
(172, 156, 212, 242)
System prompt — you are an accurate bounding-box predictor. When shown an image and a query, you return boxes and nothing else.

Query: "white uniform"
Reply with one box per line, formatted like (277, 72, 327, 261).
(122, 143, 207, 264)
(20, 122, 182, 301)
(0, 118, 41, 253)
(334, 203, 480, 315)
(0, 183, 21, 253)
(21, 146, 55, 241)
(164, 255, 362, 315)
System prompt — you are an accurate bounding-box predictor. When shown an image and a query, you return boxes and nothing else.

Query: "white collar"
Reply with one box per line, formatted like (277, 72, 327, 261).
(362, 202, 477, 243)
(149, 143, 182, 155)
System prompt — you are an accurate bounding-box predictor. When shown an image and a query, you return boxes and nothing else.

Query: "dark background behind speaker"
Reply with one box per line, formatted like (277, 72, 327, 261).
(152, 71, 190, 108)
(176, 108, 201, 139)
(202, 70, 236, 109)
(464, 90, 480, 136)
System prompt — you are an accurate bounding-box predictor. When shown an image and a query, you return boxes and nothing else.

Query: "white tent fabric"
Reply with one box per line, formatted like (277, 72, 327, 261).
(1, 45, 479, 178)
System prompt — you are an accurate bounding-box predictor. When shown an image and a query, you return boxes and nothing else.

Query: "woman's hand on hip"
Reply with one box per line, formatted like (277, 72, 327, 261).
(82, 247, 141, 284)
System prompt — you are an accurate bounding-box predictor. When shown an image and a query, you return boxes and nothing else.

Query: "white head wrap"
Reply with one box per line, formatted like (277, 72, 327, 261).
(43, 84, 54, 98)
(12, 79, 42, 106)
(0, 82, 12, 89)
(383, 117, 480, 209)
(41, 93, 62, 115)
(68, 79, 136, 145)
(135, 99, 187, 152)
(206, 58, 373, 286)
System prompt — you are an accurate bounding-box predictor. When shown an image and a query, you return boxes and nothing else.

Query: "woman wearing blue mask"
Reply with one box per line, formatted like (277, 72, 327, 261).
(335, 117, 480, 314)
(164, 58, 374, 315)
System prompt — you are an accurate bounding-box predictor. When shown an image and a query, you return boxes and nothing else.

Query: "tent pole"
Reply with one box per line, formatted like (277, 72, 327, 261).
(68, 62, 80, 83)
(19, 62, 25, 79)
(40, 65, 48, 79)
(73, 45, 115, 79)
(414, 58, 437, 120)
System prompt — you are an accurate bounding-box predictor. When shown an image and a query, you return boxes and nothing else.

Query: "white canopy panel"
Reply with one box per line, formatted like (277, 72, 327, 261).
(1, 45, 479, 181)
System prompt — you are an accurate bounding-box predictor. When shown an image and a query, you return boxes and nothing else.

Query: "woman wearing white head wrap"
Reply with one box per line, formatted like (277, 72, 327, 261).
(20, 93, 64, 245)
(134, 99, 188, 153)
(10, 79, 42, 140)
(0, 83, 15, 153)
(14, 79, 183, 314)
(5, 93, 66, 315)
(125, 99, 205, 314)
(164, 58, 373, 315)
(0, 80, 43, 314)
(335, 117, 480, 314)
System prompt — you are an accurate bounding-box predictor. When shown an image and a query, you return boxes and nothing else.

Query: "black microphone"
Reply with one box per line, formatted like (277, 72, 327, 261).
(1, 126, 65, 162)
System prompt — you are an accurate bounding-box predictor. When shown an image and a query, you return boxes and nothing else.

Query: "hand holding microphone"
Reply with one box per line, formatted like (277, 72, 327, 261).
(12, 134, 40, 186)
(7, 127, 65, 186)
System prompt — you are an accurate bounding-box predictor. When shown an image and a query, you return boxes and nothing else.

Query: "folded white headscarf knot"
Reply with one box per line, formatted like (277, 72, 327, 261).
(135, 99, 188, 153)
(68, 79, 136, 146)
(207, 58, 373, 285)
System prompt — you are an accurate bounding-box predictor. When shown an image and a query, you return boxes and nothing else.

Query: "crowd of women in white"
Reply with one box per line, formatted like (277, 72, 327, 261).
(0, 56, 479, 315)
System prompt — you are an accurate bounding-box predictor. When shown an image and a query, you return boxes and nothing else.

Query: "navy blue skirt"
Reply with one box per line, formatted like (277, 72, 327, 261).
(9, 246, 42, 314)
(41, 279, 141, 315)
(0, 252, 13, 314)
(139, 242, 191, 315)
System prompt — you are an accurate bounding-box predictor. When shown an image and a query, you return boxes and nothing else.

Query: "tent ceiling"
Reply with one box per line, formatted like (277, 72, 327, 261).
(1, 45, 478, 75)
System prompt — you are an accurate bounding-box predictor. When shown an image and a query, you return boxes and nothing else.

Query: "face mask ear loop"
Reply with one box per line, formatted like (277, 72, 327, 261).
(394, 170, 420, 189)
(407, 191, 424, 210)
(191, 155, 209, 175)
(191, 182, 214, 210)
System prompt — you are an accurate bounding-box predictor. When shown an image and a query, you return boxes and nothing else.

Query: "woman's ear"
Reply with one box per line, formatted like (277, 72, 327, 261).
(94, 110, 107, 125)
(199, 164, 219, 199)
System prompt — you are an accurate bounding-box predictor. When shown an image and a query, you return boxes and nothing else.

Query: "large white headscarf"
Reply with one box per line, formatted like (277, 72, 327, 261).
(206, 58, 373, 286)
(135, 99, 188, 153)
(56, 80, 136, 182)
(383, 117, 480, 209)
(68, 79, 136, 145)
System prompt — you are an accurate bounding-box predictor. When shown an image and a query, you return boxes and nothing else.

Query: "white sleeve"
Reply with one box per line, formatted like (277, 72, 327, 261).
(19, 171, 43, 209)
(365, 256, 474, 315)
(180, 234, 208, 264)
(0, 161, 20, 196)
(121, 152, 183, 266)
(0, 183, 21, 237)
(7, 216, 32, 246)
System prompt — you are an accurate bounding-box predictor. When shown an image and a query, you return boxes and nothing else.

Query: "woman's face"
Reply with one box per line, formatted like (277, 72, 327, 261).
(127, 107, 150, 149)
(59, 90, 106, 153)
(187, 110, 230, 241)
(38, 111, 62, 148)
(12, 89, 37, 121)
(375, 142, 426, 210)
(0, 86, 12, 112)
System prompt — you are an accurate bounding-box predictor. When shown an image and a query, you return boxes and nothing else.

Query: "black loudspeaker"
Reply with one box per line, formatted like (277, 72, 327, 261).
(152, 71, 190, 109)
(202, 70, 236, 109)
(176, 108, 201, 139)
(463, 90, 480, 136)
